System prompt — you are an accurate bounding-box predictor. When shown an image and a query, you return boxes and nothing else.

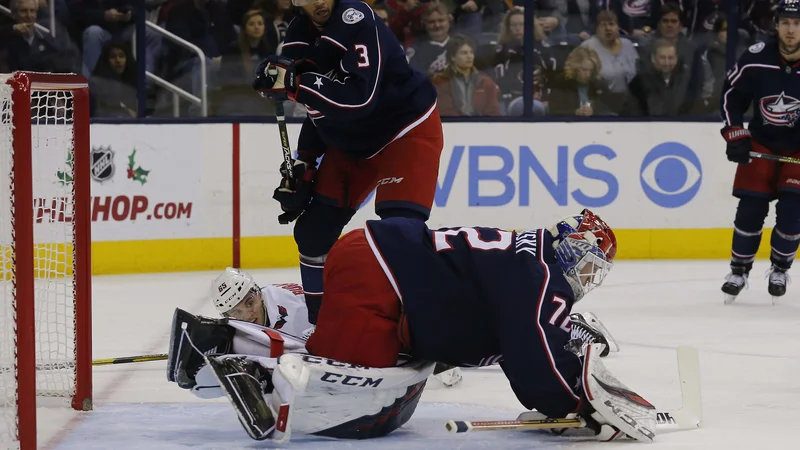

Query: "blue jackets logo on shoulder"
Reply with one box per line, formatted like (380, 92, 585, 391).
(760, 92, 800, 127)
(342, 8, 364, 24)
(749, 42, 765, 53)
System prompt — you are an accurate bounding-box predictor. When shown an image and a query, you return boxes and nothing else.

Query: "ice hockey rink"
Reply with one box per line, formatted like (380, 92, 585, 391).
(36, 260, 799, 449)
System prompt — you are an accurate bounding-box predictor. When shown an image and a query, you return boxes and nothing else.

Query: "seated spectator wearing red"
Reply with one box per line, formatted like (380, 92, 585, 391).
(0, 0, 77, 72)
(406, 2, 452, 76)
(623, 38, 700, 116)
(545, 46, 612, 116)
(89, 41, 138, 118)
(431, 34, 501, 116)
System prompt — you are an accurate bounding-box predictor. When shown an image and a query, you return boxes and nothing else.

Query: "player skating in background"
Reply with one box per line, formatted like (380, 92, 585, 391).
(720, 0, 800, 304)
(167, 211, 635, 443)
(251, 0, 444, 326)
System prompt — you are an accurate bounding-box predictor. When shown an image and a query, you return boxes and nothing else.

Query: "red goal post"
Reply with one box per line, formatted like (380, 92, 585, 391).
(1, 72, 92, 450)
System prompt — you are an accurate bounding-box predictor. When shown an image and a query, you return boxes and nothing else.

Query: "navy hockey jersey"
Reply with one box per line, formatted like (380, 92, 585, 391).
(721, 39, 800, 153)
(364, 218, 583, 418)
(280, 1, 437, 159)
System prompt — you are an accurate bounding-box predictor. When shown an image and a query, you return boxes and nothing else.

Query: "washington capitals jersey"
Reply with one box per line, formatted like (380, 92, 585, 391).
(261, 283, 313, 341)
(721, 39, 800, 153)
(280, 1, 437, 159)
(364, 218, 583, 418)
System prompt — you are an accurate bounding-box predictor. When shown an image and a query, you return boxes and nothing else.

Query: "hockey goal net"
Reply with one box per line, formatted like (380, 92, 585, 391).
(0, 72, 92, 450)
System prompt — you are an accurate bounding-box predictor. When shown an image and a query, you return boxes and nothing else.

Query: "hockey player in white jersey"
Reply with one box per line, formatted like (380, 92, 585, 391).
(210, 267, 315, 340)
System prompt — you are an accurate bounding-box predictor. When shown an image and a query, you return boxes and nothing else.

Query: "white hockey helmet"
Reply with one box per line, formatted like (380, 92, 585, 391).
(210, 267, 259, 316)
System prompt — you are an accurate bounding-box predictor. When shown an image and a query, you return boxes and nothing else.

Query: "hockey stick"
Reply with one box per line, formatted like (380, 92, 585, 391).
(445, 346, 702, 435)
(0, 353, 169, 373)
(272, 97, 303, 224)
(750, 151, 800, 165)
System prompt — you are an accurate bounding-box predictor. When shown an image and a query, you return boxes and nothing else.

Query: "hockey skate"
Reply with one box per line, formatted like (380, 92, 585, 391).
(721, 266, 749, 304)
(766, 265, 791, 305)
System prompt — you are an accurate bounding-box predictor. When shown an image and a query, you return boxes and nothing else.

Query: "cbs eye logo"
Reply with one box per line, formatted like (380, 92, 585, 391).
(640, 143, 702, 208)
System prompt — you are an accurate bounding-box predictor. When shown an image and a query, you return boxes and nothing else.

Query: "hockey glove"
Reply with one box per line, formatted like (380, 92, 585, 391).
(253, 56, 308, 102)
(721, 126, 752, 164)
(272, 158, 316, 224)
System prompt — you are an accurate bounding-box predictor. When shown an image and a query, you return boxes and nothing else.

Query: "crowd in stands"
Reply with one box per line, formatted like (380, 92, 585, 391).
(0, 0, 776, 118)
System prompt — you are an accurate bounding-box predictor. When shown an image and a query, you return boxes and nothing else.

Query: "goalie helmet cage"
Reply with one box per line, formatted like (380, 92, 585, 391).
(0, 72, 92, 450)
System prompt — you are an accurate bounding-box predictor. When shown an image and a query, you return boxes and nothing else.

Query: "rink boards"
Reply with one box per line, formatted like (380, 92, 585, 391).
(64, 122, 771, 274)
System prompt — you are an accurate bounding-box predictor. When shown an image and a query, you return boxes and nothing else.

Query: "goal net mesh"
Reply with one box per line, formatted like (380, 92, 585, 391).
(0, 75, 78, 449)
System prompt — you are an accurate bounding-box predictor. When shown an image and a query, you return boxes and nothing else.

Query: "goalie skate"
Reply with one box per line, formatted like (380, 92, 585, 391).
(432, 363, 462, 387)
(205, 355, 278, 441)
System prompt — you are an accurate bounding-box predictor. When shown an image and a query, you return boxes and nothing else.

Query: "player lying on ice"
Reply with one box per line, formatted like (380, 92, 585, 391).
(166, 210, 647, 443)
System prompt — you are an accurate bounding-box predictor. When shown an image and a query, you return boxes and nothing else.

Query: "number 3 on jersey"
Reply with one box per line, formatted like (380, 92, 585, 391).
(433, 227, 513, 251)
(355, 44, 369, 68)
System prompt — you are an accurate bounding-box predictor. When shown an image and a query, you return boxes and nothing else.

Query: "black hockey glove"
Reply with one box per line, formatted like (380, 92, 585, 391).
(721, 126, 752, 164)
(272, 158, 316, 224)
(253, 56, 312, 102)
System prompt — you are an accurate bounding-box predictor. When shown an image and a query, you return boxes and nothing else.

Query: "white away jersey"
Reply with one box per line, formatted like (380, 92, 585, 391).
(261, 283, 312, 341)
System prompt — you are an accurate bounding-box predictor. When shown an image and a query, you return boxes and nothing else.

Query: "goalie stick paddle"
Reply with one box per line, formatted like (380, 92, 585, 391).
(750, 151, 800, 165)
(445, 346, 702, 435)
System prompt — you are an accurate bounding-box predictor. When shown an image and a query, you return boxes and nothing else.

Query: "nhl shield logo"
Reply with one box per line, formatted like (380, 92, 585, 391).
(90, 146, 115, 183)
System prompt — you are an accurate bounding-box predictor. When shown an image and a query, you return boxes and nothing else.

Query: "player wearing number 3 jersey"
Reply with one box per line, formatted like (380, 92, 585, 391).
(306, 209, 618, 420)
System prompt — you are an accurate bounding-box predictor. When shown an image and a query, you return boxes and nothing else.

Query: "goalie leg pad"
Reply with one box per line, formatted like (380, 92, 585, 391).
(582, 343, 657, 442)
(206, 355, 277, 440)
(167, 308, 235, 389)
(269, 353, 435, 440)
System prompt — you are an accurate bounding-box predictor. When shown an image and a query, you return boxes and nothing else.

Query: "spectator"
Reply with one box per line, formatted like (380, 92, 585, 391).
(452, 0, 482, 36)
(89, 41, 137, 118)
(581, 10, 638, 113)
(431, 34, 501, 116)
(493, 7, 525, 101)
(163, 0, 237, 100)
(699, 12, 747, 114)
(0, 0, 77, 72)
(535, 0, 565, 38)
(385, 0, 426, 48)
(612, 0, 658, 39)
(211, 9, 277, 116)
(624, 38, 699, 116)
(640, 3, 704, 108)
(262, 0, 295, 46)
(406, 1, 452, 76)
(372, 2, 390, 27)
(559, 0, 599, 41)
(545, 46, 611, 116)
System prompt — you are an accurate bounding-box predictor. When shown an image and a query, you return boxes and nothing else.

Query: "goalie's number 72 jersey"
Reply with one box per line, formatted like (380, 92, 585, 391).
(364, 218, 584, 418)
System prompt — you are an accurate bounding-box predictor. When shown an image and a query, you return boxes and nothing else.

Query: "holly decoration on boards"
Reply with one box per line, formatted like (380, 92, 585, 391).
(127, 148, 150, 185)
(56, 151, 74, 185)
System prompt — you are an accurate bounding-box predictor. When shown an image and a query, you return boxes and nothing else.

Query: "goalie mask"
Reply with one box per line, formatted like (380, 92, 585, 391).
(549, 209, 617, 302)
(211, 268, 265, 324)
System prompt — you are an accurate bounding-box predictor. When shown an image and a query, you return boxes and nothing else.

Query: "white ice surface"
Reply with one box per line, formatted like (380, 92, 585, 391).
(32, 261, 800, 449)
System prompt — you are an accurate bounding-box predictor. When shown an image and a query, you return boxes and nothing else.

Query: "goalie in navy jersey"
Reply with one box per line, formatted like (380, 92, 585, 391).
(306, 210, 629, 427)
(719, 0, 800, 303)
(251, 0, 444, 326)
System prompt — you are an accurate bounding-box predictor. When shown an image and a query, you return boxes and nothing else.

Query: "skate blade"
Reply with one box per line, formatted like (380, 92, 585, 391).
(723, 294, 737, 305)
